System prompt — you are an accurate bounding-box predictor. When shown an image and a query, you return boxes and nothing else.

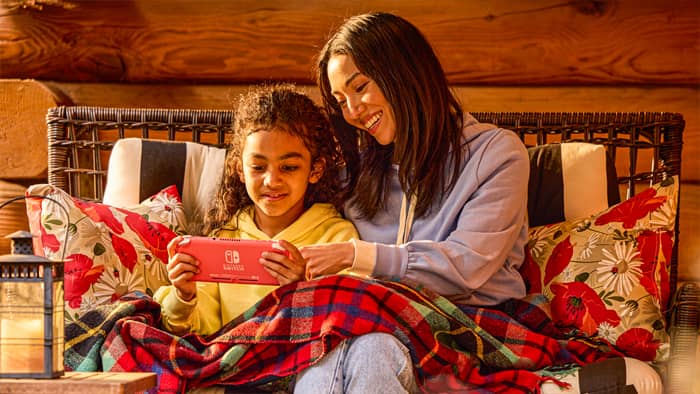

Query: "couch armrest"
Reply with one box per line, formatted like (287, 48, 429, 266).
(666, 281, 700, 392)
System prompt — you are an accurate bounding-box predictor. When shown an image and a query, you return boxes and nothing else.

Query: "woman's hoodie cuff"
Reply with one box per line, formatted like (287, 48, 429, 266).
(349, 238, 376, 277)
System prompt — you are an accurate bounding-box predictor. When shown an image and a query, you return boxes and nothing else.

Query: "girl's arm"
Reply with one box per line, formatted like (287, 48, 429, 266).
(154, 236, 224, 336)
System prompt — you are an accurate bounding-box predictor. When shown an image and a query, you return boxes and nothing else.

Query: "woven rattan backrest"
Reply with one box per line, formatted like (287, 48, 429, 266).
(45, 106, 685, 304)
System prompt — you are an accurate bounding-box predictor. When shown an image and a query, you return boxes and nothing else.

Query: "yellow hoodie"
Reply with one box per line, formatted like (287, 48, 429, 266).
(154, 203, 358, 336)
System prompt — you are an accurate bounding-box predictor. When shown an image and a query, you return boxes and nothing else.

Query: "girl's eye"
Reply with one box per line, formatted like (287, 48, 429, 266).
(250, 165, 264, 172)
(356, 82, 368, 92)
(281, 165, 299, 172)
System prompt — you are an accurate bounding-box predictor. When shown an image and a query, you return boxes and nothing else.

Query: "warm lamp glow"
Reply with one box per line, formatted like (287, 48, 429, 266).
(0, 230, 64, 379)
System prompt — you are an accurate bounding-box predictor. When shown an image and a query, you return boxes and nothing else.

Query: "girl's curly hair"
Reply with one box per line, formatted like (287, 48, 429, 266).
(202, 83, 346, 236)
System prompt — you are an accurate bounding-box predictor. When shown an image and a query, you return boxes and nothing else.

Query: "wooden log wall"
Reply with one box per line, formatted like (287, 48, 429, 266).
(0, 0, 698, 281)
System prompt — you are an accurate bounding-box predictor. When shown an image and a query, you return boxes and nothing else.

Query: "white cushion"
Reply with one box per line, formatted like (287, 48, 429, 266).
(103, 138, 226, 232)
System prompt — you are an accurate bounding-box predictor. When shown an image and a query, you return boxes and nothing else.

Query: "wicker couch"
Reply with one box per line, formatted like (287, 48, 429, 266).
(42, 106, 699, 393)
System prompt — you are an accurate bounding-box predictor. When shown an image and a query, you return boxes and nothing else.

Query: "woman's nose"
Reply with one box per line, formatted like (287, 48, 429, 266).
(346, 98, 365, 119)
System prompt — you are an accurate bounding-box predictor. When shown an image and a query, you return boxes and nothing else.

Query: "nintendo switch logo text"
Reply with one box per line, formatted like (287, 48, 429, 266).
(225, 250, 240, 264)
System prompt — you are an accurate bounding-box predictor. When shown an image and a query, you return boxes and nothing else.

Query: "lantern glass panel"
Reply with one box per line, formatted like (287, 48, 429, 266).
(0, 262, 64, 378)
(0, 281, 44, 373)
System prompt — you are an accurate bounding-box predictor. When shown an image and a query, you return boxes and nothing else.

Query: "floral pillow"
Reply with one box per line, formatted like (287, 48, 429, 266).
(521, 176, 678, 362)
(25, 184, 187, 321)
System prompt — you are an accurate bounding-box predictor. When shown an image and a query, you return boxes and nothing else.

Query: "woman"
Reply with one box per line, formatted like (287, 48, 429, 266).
(294, 12, 529, 393)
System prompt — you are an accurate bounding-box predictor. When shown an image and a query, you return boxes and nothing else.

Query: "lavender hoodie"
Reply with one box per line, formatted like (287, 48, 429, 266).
(347, 114, 529, 305)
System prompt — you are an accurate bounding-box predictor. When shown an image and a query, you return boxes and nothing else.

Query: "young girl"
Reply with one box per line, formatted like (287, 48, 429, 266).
(154, 84, 358, 336)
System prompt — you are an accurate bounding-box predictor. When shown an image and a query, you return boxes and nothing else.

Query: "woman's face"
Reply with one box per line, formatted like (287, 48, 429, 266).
(327, 54, 396, 145)
(238, 128, 322, 233)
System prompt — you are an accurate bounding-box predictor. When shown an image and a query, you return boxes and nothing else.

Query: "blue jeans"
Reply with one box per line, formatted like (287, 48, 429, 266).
(294, 332, 419, 394)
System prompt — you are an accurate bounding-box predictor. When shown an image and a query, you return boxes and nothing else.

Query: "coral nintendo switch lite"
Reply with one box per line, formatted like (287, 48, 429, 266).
(175, 236, 287, 285)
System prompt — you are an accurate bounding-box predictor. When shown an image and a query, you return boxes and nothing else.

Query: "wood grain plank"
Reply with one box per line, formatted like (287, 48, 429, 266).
(1, 0, 697, 85)
(0, 79, 72, 178)
(0, 372, 156, 394)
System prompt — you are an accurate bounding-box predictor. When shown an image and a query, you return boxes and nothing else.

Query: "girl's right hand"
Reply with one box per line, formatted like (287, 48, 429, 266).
(166, 236, 200, 302)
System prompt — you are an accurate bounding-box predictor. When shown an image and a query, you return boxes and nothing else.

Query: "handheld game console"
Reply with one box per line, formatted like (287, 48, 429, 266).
(175, 236, 288, 285)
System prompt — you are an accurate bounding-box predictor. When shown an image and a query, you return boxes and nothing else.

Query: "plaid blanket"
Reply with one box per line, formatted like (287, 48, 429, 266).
(65, 275, 620, 393)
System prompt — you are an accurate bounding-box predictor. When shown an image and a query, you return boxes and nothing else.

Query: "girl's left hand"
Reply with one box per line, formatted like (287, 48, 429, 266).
(260, 239, 306, 286)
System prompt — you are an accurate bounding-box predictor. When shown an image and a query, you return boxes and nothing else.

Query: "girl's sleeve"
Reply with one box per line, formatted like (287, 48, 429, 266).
(326, 220, 360, 243)
(153, 282, 223, 336)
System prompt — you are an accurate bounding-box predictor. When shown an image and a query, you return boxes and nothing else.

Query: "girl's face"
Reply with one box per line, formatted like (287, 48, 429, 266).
(238, 128, 322, 234)
(327, 54, 396, 145)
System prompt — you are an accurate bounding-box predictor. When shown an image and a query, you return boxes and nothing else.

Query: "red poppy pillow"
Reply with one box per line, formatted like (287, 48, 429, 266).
(25, 184, 187, 322)
(521, 176, 678, 362)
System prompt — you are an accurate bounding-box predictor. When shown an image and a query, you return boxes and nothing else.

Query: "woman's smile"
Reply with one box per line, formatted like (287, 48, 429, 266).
(363, 111, 382, 134)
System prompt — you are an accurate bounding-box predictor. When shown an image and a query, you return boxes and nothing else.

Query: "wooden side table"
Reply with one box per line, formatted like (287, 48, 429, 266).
(0, 371, 157, 394)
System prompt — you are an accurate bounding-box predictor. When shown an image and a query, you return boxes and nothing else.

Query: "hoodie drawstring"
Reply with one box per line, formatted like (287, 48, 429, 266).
(396, 193, 416, 244)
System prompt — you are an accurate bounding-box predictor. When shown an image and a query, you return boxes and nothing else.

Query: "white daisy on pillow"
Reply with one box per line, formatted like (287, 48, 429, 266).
(143, 184, 187, 232)
(72, 218, 112, 257)
(597, 321, 619, 343)
(650, 195, 676, 229)
(527, 223, 561, 258)
(92, 265, 145, 304)
(578, 232, 601, 259)
(597, 241, 643, 295)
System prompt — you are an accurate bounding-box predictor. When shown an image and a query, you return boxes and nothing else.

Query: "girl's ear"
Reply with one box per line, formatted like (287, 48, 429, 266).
(309, 159, 326, 184)
(236, 162, 245, 183)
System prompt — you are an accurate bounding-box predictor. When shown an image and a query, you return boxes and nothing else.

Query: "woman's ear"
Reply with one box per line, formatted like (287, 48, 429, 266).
(309, 159, 326, 184)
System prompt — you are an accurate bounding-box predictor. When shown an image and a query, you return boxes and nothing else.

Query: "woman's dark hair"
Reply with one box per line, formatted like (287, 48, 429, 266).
(202, 83, 345, 235)
(316, 12, 464, 219)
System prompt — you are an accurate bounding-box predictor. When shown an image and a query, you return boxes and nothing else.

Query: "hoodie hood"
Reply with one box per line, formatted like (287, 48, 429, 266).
(462, 113, 498, 143)
(220, 203, 350, 245)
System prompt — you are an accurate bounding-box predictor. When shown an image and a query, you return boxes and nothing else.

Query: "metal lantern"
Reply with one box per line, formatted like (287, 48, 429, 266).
(0, 230, 64, 378)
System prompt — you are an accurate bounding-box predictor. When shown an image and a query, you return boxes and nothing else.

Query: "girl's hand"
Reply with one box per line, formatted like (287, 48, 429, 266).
(260, 240, 307, 286)
(300, 241, 354, 279)
(166, 236, 199, 302)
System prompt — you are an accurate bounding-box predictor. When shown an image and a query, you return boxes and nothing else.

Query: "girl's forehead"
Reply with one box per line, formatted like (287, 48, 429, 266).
(244, 124, 298, 136)
(243, 129, 311, 157)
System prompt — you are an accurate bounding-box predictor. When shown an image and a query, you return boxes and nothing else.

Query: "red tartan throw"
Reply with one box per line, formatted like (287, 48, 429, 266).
(65, 275, 621, 393)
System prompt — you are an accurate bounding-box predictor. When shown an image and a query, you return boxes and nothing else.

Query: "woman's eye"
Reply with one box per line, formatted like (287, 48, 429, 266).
(356, 82, 368, 92)
(281, 165, 299, 172)
(250, 165, 264, 172)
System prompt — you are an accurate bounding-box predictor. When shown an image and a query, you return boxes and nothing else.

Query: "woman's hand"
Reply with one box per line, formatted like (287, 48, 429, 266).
(166, 236, 199, 302)
(260, 240, 307, 286)
(300, 241, 354, 279)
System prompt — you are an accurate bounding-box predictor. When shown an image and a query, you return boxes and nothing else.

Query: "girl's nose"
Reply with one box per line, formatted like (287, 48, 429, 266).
(263, 169, 282, 186)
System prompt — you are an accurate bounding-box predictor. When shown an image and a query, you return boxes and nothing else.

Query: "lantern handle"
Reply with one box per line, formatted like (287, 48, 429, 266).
(0, 194, 71, 263)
